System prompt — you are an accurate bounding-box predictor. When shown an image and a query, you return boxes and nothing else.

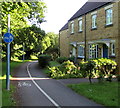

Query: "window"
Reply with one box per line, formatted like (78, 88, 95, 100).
(111, 43, 115, 56)
(71, 22, 74, 34)
(92, 14, 97, 29)
(78, 19, 82, 32)
(72, 47, 76, 57)
(106, 8, 113, 25)
(89, 44, 98, 59)
(78, 45, 84, 58)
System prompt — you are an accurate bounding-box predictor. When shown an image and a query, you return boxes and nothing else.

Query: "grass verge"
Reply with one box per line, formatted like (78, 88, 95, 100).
(1, 60, 28, 106)
(68, 82, 119, 107)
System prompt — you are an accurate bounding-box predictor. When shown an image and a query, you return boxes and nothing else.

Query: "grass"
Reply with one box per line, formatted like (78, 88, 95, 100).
(1, 60, 29, 106)
(68, 82, 119, 107)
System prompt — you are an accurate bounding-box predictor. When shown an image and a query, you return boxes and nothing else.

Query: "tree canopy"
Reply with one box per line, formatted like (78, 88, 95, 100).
(1, 1, 47, 60)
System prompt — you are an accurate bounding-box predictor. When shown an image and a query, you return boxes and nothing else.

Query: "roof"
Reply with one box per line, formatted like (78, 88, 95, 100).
(69, 1, 111, 21)
(59, 23, 68, 32)
(60, 0, 114, 32)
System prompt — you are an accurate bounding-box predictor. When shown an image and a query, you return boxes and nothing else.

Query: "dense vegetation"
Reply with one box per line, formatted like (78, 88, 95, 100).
(40, 57, 118, 81)
(1, 2, 59, 61)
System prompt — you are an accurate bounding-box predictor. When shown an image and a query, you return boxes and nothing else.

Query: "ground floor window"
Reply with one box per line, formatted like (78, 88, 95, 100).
(78, 45, 84, 58)
(111, 43, 115, 56)
(89, 44, 98, 59)
(72, 47, 76, 57)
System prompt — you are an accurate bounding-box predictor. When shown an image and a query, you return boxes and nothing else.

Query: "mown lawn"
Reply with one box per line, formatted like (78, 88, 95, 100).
(1, 61, 24, 106)
(68, 82, 119, 107)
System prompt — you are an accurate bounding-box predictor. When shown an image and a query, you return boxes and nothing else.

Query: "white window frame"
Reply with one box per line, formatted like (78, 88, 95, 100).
(71, 21, 74, 34)
(78, 45, 84, 58)
(91, 14, 97, 29)
(111, 43, 115, 56)
(72, 47, 76, 57)
(89, 44, 98, 59)
(105, 8, 113, 26)
(78, 17, 82, 32)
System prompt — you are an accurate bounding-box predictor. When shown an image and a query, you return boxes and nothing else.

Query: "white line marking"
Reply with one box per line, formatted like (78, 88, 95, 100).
(27, 63, 60, 108)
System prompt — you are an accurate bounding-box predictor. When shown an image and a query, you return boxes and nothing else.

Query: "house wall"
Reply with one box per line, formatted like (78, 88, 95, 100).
(59, 1, 120, 74)
(117, 1, 120, 74)
(85, 2, 118, 60)
(59, 29, 69, 57)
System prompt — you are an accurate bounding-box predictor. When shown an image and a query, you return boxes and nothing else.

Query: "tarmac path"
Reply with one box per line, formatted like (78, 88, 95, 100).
(11, 61, 104, 107)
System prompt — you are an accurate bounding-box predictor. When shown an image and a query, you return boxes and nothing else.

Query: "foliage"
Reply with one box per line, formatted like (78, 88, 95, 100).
(93, 58, 117, 76)
(1, 1, 47, 60)
(78, 58, 117, 83)
(68, 82, 119, 106)
(79, 60, 96, 83)
(41, 32, 59, 60)
(116, 75, 120, 82)
(48, 60, 81, 79)
(38, 54, 52, 68)
(56, 57, 68, 64)
(68, 56, 75, 63)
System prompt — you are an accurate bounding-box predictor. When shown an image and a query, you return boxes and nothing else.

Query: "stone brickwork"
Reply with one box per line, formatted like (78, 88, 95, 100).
(117, 1, 120, 74)
(59, 1, 120, 74)
(59, 30, 69, 57)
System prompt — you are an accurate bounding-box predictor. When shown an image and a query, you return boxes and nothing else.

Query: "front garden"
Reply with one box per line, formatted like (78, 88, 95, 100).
(38, 54, 119, 82)
(38, 54, 120, 107)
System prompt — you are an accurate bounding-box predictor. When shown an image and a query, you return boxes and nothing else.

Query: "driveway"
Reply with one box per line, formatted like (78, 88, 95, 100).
(11, 61, 104, 107)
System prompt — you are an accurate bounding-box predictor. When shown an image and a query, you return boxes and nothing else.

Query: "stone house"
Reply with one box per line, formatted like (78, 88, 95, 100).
(59, 1, 120, 74)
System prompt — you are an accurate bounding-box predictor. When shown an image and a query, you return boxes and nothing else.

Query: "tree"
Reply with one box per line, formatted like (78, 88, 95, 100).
(1, 1, 47, 60)
(41, 32, 59, 60)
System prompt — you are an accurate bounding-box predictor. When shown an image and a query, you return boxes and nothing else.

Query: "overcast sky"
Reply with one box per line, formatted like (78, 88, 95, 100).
(40, 0, 88, 34)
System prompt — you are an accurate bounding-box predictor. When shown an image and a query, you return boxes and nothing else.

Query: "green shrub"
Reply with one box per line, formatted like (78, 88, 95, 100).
(38, 54, 52, 68)
(68, 56, 75, 63)
(79, 60, 96, 83)
(56, 57, 68, 64)
(93, 58, 117, 77)
(48, 60, 81, 79)
(78, 58, 117, 81)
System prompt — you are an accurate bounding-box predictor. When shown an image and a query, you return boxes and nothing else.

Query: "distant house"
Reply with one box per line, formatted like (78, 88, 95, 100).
(59, 1, 120, 74)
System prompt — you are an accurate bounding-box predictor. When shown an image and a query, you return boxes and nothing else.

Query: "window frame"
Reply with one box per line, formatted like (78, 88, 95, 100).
(78, 18, 83, 32)
(91, 14, 97, 29)
(105, 8, 113, 26)
(78, 45, 84, 58)
(111, 43, 115, 56)
(70, 21, 74, 34)
(89, 44, 98, 59)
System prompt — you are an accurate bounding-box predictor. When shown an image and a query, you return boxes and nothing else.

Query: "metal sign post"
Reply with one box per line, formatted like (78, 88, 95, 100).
(3, 14, 14, 90)
(7, 14, 10, 90)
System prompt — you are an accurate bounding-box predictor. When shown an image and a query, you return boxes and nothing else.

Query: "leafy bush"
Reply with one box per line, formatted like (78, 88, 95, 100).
(38, 54, 52, 68)
(93, 58, 117, 77)
(48, 60, 81, 79)
(79, 60, 96, 83)
(78, 58, 117, 83)
(68, 56, 75, 63)
(56, 57, 68, 64)
(56, 56, 75, 64)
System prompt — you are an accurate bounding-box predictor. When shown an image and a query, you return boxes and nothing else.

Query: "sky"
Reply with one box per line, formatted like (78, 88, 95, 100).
(40, 0, 88, 34)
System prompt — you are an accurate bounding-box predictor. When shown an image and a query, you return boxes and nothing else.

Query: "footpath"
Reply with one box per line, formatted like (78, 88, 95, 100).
(11, 61, 104, 107)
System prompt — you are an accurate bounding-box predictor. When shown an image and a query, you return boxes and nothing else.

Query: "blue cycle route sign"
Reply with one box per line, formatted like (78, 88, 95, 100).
(3, 33, 14, 43)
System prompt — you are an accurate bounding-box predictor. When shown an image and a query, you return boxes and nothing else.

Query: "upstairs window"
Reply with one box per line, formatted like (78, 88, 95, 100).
(106, 8, 113, 25)
(71, 21, 74, 34)
(78, 18, 82, 32)
(92, 14, 97, 29)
